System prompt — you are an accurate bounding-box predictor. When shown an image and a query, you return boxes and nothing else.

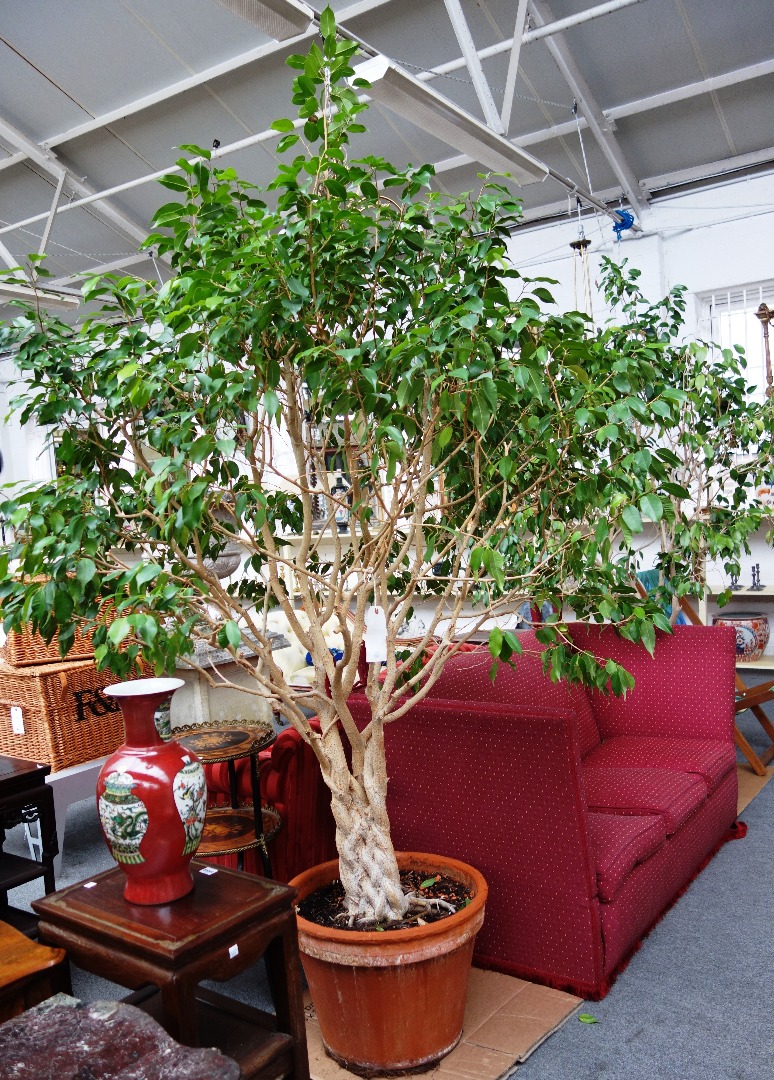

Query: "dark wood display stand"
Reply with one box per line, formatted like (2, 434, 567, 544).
(0, 755, 58, 936)
(33, 861, 309, 1080)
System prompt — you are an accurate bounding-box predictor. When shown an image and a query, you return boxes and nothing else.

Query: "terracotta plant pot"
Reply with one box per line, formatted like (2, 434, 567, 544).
(289, 851, 487, 1076)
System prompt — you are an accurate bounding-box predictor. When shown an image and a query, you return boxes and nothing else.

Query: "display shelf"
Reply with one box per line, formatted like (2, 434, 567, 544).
(707, 587, 774, 598)
(737, 657, 774, 670)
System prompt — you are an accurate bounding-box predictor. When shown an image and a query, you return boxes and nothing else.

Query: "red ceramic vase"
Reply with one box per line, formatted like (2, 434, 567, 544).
(97, 677, 207, 905)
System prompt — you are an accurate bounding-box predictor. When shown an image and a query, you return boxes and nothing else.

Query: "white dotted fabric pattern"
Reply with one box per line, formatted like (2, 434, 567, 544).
(588, 812, 666, 902)
(569, 623, 737, 742)
(379, 696, 605, 989)
(583, 734, 735, 794)
(583, 765, 707, 834)
(429, 637, 603, 758)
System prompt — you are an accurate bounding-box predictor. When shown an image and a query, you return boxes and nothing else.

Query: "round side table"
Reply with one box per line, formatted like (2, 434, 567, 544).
(173, 722, 280, 876)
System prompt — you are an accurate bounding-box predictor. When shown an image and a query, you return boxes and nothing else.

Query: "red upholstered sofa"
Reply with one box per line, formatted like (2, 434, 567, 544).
(209, 622, 742, 999)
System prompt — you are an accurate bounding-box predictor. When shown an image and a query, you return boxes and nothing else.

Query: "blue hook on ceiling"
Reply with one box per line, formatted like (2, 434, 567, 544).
(613, 209, 635, 239)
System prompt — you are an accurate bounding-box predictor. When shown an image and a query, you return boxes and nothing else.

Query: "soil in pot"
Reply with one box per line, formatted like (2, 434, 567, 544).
(297, 868, 473, 931)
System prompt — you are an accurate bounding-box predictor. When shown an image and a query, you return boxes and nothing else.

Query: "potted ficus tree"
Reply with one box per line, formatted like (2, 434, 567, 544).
(2, 9, 773, 1074)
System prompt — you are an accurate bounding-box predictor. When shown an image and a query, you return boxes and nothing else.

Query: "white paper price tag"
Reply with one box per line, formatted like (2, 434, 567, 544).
(363, 605, 388, 663)
(10, 706, 25, 735)
(229, 944, 239, 958)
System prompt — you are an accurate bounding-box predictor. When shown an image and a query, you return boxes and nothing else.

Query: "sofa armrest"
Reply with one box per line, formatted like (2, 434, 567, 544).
(258, 722, 337, 882)
(569, 623, 736, 742)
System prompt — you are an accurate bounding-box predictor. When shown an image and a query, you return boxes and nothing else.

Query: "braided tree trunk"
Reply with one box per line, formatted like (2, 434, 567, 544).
(321, 719, 408, 926)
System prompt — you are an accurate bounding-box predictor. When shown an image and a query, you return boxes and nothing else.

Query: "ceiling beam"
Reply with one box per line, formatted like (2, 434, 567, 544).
(514, 144, 774, 230)
(605, 58, 774, 120)
(500, 0, 531, 134)
(527, 0, 649, 215)
(644, 146, 774, 194)
(0, 118, 306, 238)
(416, 0, 650, 82)
(521, 0, 648, 44)
(37, 171, 67, 256)
(0, 239, 27, 277)
(442, 0, 504, 132)
(0, 114, 157, 253)
(51, 252, 159, 287)
(2, 40, 771, 246)
(37, 0, 393, 155)
(512, 58, 774, 150)
(0, 150, 27, 175)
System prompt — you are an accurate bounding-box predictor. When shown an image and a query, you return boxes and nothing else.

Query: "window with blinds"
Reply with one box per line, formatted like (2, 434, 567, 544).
(699, 282, 774, 403)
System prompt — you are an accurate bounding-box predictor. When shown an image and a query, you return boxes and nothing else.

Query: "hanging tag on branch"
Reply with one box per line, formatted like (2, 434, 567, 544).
(364, 605, 388, 663)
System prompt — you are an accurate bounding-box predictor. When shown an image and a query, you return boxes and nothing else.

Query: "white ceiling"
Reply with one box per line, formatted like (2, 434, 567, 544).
(0, 0, 772, 308)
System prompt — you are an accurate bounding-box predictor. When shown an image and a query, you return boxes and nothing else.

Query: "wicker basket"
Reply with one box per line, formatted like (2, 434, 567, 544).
(0, 657, 129, 772)
(0, 621, 99, 668)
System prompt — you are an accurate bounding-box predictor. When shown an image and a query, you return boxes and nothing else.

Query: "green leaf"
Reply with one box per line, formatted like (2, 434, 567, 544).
(640, 621, 656, 656)
(276, 133, 300, 154)
(107, 618, 132, 646)
(75, 559, 97, 586)
(264, 390, 280, 420)
(578, 1014, 600, 1024)
(420, 876, 437, 889)
(621, 505, 643, 534)
(320, 5, 336, 37)
(488, 626, 503, 658)
(157, 173, 189, 192)
(437, 426, 454, 450)
(117, 362, 140, 383)
(224, 621, 242, 648)
(639, 494, 663, 522)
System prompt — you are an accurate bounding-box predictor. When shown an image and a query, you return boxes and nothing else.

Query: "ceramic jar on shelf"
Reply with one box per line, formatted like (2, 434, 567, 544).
(712, 611, 770, 663)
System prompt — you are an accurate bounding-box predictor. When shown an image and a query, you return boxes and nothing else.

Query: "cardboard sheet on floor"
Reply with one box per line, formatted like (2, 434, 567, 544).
(737, 763, 774, 814)
(304, 968, 582, 1080)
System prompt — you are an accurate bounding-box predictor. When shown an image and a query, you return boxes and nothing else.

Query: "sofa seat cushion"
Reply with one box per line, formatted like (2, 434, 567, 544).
(583, 736, 735, 795)
(583, 766, 707, 834)
(588, 812, 667, 902)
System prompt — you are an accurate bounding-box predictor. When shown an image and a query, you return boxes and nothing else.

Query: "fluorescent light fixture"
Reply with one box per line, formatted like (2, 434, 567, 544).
(351, 56, 549, 186)
(213, 0, 314, 40)
(0, 281, 81, 309)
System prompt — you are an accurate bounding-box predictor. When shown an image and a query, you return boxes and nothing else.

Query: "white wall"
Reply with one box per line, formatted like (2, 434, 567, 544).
(507, 170, 774, 337)
(0, 355, 55, 493)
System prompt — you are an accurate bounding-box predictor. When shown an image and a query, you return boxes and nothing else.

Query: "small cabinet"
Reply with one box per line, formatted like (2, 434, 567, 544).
(0, 756, 58, 935)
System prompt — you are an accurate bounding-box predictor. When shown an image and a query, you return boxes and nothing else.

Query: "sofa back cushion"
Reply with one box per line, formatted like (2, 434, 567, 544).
(427, 636, 603, 758)
(568, 623, 737, 741)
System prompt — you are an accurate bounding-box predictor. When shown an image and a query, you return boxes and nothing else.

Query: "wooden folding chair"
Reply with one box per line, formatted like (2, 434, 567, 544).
(633, 577, 774, 777)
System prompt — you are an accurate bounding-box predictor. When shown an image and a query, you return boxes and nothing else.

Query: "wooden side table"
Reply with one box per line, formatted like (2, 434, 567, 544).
(174, 722, 280, 875)
(0, 755, 58, 936)
(33, 861, 309, 1080)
